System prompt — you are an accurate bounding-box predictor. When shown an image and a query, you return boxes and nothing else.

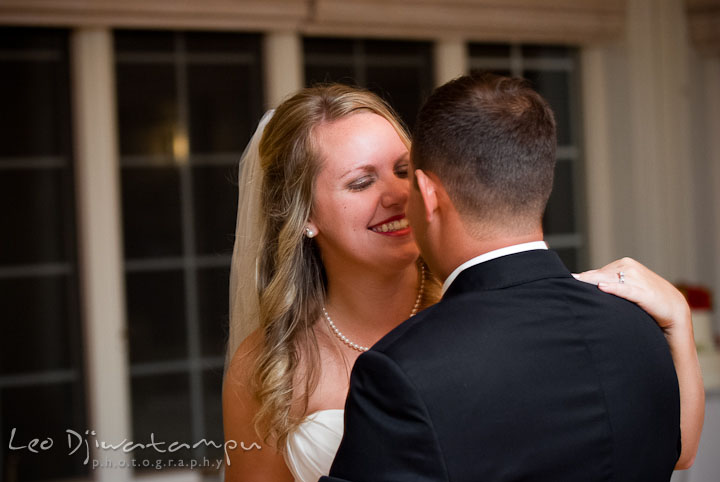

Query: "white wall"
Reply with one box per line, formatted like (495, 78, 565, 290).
(582, 2, 720, 479)
(583, 0, 719, 307)
(689, 54, 720, 321)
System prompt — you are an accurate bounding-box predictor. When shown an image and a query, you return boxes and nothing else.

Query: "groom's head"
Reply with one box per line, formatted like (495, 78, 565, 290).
(408, 73, 556, 270)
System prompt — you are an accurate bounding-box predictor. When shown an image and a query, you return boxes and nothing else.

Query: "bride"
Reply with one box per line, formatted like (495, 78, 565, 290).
(222, 84, 703, 481)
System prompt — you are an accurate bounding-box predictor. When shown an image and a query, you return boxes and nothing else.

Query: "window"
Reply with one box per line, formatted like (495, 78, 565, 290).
(114, 30, 263, 470)
(304, 37, 434, 129)
(470, 44, 586, 271)
(0, 28, 87, 481)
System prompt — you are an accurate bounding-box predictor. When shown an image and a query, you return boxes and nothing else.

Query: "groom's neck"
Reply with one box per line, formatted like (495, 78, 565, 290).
(434, 228, 544, 282)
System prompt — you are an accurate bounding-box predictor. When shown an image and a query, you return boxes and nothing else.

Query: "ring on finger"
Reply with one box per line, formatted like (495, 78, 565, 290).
(617, 271, 625, 284)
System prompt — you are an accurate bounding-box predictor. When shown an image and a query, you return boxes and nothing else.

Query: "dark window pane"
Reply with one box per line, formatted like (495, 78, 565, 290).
(126, 271, 188, 363)
(304, 38, 432, 129)
(364, 39, 430, 57)
(197, 267, 230, 357)
(188, 64, 260, 153)
(367, 65, 430, 129)
(303, 37, 354, 56)
(0, 60, 70, 158)
(554, 248, 578, 272)
(470, 68, 513, 78)
(122, 167, 182, 258)
(186, 31, 261, 54)
(305, 65, 357, 87)
(117, 63, 177, 157)
(2, 383, 87, 480)
(202, 368, 225, 460)
(0, 27, 66, 50)
(543, 160, 575, 234)
(0, 28, 71, 160)
(131, 374, 192, 466)
(115, 30, 174, 53)
(469, 43, 511, 58)
(521, 45, 571, 59)
(192, 166, 237, 256)
(304, 38, 433, 126)
(0, 170, 73, 265)
(304, 37, 356, 86)
(0, 28, 83, 482)
(0, 276, 78, 374)
(524, 70, 572, 146)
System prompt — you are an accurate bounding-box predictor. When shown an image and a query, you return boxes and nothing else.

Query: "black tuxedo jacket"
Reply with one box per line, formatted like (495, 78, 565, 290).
(321, 250, 680, 482)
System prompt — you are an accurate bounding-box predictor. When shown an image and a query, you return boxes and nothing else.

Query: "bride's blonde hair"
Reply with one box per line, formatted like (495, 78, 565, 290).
(230, 84, 439, 447)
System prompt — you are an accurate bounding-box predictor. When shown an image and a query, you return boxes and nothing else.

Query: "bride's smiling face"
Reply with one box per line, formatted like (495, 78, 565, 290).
(309, 112, 419, 271)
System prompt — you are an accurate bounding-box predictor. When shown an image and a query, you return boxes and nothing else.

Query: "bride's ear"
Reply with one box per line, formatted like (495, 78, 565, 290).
(304, 221, 319, 238)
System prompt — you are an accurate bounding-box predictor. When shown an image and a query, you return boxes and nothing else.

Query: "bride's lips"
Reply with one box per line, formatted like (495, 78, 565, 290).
(368, 214, 412, 237)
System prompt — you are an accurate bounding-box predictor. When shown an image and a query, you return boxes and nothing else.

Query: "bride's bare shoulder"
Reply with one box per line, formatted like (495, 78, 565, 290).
(225, 329, 263, 392)
(223, 330, 294, 481)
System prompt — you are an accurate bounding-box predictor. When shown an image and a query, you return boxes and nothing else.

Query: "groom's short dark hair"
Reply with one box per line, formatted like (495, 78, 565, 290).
(412, 73, 556, 228)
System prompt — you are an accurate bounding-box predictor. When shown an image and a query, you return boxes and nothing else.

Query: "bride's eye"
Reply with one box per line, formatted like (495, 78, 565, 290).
(395, 164, 409, 179)
(348, 176, 375, 191)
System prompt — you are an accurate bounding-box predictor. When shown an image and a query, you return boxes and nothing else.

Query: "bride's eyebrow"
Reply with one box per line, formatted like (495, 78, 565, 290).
(394, 154, 410, 166)
(339, 164, 375, 179)
(339, 153, 409, 178)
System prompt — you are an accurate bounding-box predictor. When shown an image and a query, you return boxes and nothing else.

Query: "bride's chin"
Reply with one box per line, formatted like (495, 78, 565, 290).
(378, 248, 421, 273)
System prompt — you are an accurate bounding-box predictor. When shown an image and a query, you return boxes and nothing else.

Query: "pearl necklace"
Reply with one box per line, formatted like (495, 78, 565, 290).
(322, 265, 426, 352)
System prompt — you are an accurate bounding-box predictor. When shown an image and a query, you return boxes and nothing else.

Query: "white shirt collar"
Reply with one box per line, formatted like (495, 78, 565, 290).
(441, 241, 548, 295)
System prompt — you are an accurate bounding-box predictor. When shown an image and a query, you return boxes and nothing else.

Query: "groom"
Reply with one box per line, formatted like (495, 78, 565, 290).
(321, 74, 681, 481)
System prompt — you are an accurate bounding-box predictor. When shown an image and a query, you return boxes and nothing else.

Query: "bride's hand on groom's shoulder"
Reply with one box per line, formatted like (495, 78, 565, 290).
(572, 257, 691, 334)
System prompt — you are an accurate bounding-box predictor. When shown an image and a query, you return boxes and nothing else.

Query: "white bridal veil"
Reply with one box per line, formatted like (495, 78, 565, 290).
(227, 109, 275, 363)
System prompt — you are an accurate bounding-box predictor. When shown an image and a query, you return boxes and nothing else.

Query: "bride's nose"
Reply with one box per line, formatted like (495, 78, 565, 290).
(380, 176, 409, 208)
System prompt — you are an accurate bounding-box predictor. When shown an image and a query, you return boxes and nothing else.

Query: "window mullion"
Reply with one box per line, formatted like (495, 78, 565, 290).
(174, 32, 207, 458)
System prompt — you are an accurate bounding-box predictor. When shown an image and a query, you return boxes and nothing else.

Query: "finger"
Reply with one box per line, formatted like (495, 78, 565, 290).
(597, 281, 644, 304)
(574, 270, 619, 286)
(579, 262, 627, 279)
(573, 272, 600, 285)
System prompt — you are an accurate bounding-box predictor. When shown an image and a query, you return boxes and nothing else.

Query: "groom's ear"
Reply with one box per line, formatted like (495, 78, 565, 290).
(415, 169, 438, 222)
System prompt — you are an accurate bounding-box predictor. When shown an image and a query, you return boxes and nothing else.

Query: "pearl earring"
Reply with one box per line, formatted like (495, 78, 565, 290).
(305, 227, 316, 238)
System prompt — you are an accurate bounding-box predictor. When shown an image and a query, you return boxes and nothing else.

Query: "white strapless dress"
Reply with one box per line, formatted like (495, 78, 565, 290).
(284, 409, 344, 481)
